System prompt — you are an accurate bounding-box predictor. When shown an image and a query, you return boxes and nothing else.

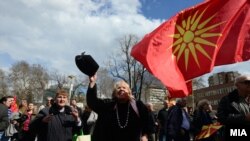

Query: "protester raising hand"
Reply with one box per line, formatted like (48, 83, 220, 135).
(87, 73, 153, 141)
(89, 73, 97, 88)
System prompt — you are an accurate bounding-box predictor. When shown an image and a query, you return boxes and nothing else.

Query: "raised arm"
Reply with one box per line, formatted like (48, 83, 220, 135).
(87, 74, 109, 113)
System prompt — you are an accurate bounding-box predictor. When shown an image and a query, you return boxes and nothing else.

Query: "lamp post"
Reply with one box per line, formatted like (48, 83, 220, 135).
(68, 75, 75, 100)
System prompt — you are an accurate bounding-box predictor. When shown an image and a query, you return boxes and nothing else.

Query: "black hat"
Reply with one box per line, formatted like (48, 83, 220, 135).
(75, 52, 99, 76)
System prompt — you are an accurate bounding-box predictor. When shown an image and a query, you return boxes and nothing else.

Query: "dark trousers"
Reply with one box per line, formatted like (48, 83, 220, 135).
(168, 128, 190, 141)
(19, 130, 36, 141)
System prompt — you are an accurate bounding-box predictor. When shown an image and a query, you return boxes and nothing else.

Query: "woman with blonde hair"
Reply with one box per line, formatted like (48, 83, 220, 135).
(87, 74, 151, 141)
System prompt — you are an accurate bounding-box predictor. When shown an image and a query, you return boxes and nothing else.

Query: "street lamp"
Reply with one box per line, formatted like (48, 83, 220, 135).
(68, 75, 75, 100)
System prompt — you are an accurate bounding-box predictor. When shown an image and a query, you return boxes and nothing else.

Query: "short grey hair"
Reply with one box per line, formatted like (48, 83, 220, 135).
(197, 99, 210, 109)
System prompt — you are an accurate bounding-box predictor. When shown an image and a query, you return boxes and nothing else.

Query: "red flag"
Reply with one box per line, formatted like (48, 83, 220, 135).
(215, 2, 250, 65)
(131, 0, 250, 97)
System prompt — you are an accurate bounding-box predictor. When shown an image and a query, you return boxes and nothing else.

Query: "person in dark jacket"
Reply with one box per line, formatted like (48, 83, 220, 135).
(19, 103, 36, 141)
(217, 74, 250, 140)
(29, 89, 82, 141)
(0, 97, 10, 140)
(87, 74, 151, 141)
(157, 99, 169, 141)
(1, 96, 14, 141)
(81, 105, 97, 135)
(193, 99, 215, 141)
(146, 102, 157, 141)
(81, 105, 92, 135)
(166, 98, 191, 141)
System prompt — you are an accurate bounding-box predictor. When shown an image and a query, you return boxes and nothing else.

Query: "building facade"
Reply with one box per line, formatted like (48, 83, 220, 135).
(190, 71, 240, 110)
(144, 87, 168, 111)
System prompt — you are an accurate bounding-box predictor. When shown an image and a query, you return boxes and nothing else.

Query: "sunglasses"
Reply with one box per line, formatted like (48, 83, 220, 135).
(239, 80, 250, 85)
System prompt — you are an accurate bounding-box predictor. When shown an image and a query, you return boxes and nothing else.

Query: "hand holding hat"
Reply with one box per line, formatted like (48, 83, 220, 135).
(75, 52, 99, 76)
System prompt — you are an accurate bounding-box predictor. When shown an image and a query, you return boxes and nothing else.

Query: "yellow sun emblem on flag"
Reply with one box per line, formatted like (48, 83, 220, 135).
(170, 8, 225, 70)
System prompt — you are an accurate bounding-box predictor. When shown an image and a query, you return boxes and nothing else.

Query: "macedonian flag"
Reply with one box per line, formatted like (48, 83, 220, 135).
(195, 122, 223, 140)
(131, 0, 250, 98)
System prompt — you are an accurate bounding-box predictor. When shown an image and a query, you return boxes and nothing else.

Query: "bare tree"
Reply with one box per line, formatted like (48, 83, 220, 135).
(97, 68, 115, 98)
(107, 34, 158, 100)
(29, 64, 49, 103)
(73, 68, 114, 99)
(9, 61, 49, 102)
(49, 70, 68, 89)
(9, 61, 31, 99)
(0, 69, 9, 97)
(74, 74, 88, 87)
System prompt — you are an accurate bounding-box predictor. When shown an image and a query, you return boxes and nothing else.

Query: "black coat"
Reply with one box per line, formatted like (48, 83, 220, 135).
(0, 103, 9, 131)
(193, 109, 213, 135)
(29, 104, 81, 141)
(157, 107, 168, 134)
(81, 110, 91, 134)
(216, 89, 250, 141)
(217, 89, 250, 127)
(87, 84, 151, 141)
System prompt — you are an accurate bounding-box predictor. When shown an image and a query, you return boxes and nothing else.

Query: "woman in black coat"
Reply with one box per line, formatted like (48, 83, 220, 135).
(87, 74, 151, 141)
(193, 99, 215, 141)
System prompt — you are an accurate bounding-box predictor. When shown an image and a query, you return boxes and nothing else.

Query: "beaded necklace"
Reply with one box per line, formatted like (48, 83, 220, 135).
(116, 103, 130, 129)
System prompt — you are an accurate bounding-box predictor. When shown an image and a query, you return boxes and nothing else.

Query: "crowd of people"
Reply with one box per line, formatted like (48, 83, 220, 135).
(0, 74, 249, 141)
(0, 92, 96, 141)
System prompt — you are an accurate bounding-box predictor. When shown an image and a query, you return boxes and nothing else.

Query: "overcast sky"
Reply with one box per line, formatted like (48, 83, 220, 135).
(0, 0, 249, 80)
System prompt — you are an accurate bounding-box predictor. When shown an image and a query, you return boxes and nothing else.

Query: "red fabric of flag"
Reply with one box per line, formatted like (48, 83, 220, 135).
(215, 2, 250, 65)
(131, 0, 249, 97)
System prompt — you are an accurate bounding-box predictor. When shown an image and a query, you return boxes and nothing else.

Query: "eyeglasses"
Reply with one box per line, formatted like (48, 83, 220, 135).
(239, 80, 250, 85)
